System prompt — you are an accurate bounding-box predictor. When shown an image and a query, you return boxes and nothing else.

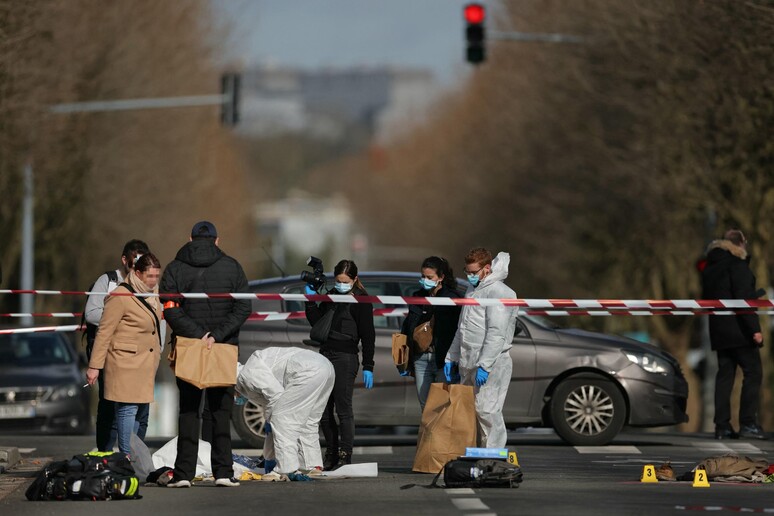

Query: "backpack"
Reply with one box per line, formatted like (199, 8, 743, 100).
(401, 458, 524, 490)
(24, 460, 70, 501)
(26, 452, 140, 501)
(442, 458, 523, 488)
(82, 270, 119, 356)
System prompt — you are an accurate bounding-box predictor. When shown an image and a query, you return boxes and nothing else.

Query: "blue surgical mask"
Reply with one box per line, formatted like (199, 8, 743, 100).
(419, 278, 438, 290)
(334, 282, 353, 293)
(467, 274, 480, 287)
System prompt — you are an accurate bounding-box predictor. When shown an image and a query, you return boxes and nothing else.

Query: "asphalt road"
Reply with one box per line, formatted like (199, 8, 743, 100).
(2, 430, 773, 515)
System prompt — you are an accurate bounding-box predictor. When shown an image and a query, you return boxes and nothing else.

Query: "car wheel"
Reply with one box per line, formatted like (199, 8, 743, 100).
(550, 376, 626, 446)
(231, 400, 267, 449)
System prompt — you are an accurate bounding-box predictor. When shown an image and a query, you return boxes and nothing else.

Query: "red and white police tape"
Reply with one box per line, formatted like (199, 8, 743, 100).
(2, 289, 774, 310)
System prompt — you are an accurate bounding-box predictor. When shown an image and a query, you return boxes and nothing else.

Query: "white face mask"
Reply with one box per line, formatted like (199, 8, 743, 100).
(334, 282, 353, 293)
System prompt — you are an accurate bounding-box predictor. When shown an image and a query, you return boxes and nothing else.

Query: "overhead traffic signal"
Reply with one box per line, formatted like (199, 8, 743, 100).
(221, 73, 240, 126)
(464, 3, 486, 64)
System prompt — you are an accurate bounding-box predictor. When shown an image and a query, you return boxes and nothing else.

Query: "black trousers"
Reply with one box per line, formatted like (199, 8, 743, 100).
(95, 369, 116, 451)
(320, 349, 359, 454)
(714, 346, 763, 429)
(174, 378, 234, 481)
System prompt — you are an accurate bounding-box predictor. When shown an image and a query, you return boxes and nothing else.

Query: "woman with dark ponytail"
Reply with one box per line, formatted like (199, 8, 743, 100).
(399, 256, 462, 412)
(304, 259, 375, 470)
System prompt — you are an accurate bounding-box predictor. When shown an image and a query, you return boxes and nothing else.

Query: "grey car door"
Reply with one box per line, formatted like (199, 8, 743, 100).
(504, 317, 537, 420)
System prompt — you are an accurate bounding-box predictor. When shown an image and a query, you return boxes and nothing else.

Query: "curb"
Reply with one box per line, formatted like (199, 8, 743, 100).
(0, 447, 21, 472)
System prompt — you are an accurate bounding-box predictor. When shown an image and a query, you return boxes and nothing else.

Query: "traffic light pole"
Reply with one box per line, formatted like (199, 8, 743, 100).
(49, 94, 227, 114)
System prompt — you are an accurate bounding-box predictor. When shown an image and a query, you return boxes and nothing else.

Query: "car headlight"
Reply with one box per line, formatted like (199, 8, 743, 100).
(47, 384, 79, 401)
(625, 352, 671, 374)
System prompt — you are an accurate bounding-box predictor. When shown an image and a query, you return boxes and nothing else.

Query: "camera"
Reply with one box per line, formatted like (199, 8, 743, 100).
(300, 256, 326, 291)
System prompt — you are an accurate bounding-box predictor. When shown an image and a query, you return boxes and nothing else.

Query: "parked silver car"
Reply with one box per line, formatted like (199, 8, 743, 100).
(232, 272, 688, 447)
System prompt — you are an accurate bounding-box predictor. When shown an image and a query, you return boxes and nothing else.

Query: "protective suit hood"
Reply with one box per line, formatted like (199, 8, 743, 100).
(478, 252, 510, 289)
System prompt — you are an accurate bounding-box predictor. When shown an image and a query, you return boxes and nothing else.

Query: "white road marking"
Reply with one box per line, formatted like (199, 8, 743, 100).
(352, 446, 393, 455)
(575, 445, 641, 454)
(690, 442, 733, 453)
(726, 443, 764, 454)
(18, 448, 36, 454)
(452, 498, 490, 511)
(445, 488, 476, 495)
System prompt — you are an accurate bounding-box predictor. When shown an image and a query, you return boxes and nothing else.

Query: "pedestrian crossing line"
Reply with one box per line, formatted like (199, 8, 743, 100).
(690, 441, 764, 454)
(575, 445, 641, 454)
(451, 498, 490, 511)
(352, 446, 393, 455)
(445, 488, 476, 495)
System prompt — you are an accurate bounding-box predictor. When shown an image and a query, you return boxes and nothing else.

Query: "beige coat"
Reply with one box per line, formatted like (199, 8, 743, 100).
(88, 285, 162, 403)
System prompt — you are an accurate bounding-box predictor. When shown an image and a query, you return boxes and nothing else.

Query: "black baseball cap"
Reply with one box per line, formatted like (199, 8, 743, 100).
(191, 221, 217, 238)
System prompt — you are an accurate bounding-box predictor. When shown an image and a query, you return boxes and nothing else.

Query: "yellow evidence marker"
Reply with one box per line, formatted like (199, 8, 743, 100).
(508, 451, 519, 466)
(692, 468, 710, 488)
(640, 464, 658, 483)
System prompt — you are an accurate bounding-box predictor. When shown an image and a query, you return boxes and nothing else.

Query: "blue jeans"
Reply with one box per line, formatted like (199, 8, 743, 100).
(414, 352, 444, 412)
(114, 402, 147, 455)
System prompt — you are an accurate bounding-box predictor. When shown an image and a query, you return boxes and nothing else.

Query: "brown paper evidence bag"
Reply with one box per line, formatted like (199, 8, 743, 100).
(168, 336, 238, 389)
(412, 382, 477, 473)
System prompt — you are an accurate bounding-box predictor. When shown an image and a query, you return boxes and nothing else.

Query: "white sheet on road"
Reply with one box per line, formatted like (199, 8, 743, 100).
(321, 462, 378, 478)
(151, 437, 253, 478)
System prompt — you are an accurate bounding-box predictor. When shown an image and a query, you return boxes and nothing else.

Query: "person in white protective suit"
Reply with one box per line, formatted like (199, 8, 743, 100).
(236, 347, 335, 475)
(445, 248, 518, 448)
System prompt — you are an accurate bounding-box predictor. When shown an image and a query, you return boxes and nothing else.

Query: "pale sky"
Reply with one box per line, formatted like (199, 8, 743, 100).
(212, 0, 476, 85)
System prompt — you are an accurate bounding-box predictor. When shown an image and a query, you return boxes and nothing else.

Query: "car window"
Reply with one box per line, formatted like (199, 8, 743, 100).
(0, 334, 73, 366)
(358, 280, 393, 329)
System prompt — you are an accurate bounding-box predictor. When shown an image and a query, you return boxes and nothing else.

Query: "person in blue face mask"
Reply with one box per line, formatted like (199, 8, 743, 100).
(398, 257, 462, 412)
(445, 248, 519, 449)
(304, 259, 375, 470)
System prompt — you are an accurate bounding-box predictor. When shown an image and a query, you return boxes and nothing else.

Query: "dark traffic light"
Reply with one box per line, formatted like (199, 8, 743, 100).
(464, 3, 486, 64)
(221, 73, 240, 126)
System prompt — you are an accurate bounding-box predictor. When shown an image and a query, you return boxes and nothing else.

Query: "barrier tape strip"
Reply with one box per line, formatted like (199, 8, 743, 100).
(3, 309, 772, 335)
(4, 306, 774, 322)
(1, 289, 773, 310)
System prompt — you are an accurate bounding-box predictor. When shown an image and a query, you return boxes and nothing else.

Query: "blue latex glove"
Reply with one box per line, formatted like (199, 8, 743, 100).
(264, 421, 272, 433)
(475, 366, 489, 387)
(363, 370, 374, 389)
(304, 284, 317, 295)
(399, 370, 410, 377)
(444, 361, 458, 383)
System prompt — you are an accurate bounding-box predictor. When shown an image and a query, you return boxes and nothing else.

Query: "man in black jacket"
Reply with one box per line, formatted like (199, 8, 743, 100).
(701, 229, 766, 440)
(161, 221, 251, 487)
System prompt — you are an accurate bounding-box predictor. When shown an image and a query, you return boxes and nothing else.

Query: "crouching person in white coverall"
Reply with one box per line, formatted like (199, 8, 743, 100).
(445, 248, 518, 448)
(236, 347, 335, 475)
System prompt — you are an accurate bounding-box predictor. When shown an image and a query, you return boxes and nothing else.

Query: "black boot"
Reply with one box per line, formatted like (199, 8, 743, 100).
(323, 449, 339, 471)
(335, 450, 352, 470)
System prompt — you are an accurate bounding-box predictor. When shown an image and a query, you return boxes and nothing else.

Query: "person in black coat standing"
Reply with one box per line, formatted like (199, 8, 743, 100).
(399, 256, 462, 412)
(305, 259, 375, 471)
(161, 221, 251, 487)
(701, 229, 767, 440)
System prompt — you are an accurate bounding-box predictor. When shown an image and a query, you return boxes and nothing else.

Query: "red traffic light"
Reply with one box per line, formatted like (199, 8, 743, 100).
(464, 3, 485, 24)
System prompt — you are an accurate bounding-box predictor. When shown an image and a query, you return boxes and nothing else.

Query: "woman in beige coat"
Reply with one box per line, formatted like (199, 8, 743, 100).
(86, 253, 163, 457)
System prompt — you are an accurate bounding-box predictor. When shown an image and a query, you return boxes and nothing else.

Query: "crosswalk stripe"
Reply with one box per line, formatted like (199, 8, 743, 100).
(445, 488, 476, 495)
(690, 442, 764, 454)
(452, 498, 490, 511)
(575, 445, 641, 454)
(352, 446, 393, 455)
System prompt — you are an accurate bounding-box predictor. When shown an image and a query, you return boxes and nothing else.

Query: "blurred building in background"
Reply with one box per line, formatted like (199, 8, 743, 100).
(238, 65, 439, 144)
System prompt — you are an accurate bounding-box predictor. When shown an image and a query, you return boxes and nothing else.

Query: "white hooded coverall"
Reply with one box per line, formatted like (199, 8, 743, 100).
(236, 347, 335, 474)
(447, 252, 518, 448)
